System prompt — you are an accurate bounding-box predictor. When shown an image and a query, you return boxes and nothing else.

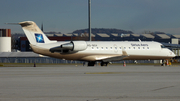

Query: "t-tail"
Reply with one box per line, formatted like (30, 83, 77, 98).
(19, 21, 56, 45)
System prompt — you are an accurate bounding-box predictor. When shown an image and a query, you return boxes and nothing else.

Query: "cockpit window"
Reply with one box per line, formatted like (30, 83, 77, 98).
(161, 45, 165, 48)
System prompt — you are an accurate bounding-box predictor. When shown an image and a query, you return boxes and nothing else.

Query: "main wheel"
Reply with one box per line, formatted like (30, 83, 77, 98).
(101, 62, 108, 66)
(88, 61, 96, 66)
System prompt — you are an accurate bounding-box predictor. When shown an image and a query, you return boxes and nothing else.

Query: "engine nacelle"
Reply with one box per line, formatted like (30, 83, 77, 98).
(49, 41, 87, 53)
(71, 41, 87, 51)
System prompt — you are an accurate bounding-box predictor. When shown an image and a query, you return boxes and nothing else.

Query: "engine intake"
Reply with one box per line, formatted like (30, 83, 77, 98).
(71, 41, 87, 51)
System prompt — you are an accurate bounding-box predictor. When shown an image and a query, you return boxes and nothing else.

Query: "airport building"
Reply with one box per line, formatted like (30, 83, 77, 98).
(0, 52, 82, 64)
(17, 33, 178, 52)
(0, 29, 11, 52)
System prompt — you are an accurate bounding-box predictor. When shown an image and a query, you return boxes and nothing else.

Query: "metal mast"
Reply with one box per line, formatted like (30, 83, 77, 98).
(88, 0, 91, 41)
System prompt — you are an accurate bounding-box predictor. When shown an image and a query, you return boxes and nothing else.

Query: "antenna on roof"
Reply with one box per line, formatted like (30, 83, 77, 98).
(41, 22, 44, 32)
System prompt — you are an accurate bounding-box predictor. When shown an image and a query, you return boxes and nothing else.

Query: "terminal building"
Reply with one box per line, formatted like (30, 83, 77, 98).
(17, 33, 179, 52)
(0, 29, 11, 52)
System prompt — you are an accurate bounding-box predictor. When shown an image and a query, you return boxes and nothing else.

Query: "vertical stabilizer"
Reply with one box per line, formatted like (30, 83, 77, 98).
(19, 21, 53, 45)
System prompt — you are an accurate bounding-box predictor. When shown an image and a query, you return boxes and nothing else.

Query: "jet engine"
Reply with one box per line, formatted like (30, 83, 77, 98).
(50, 41, 87, 53)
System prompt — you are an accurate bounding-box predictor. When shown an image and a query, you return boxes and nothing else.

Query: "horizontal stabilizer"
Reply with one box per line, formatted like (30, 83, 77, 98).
(5, 23, 19, 25)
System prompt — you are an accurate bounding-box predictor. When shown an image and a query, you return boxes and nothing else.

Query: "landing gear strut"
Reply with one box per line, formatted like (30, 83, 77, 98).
(161, 59, 165, 66)
(101, 62, 108, 66)
(87, 61, 109, 66)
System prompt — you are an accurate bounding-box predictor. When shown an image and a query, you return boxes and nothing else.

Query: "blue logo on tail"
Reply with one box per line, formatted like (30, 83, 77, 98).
(35, 34, 44, 43)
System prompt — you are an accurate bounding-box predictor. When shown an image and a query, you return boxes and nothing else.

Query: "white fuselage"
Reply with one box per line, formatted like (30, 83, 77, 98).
(31, 41, 175, 62)
(18, 21, 175, 63)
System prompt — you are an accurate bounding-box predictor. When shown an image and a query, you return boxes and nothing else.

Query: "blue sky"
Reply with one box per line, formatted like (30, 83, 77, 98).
(1, 0, 180, 34)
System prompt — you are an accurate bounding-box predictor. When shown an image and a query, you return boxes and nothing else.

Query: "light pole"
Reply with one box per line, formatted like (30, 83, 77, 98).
(88, 0, 91, 41)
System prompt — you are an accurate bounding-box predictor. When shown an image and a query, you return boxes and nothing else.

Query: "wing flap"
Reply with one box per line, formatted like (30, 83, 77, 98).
(102, 55, 128, 62)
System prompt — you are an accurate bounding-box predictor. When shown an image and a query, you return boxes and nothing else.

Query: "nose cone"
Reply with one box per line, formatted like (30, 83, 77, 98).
(171, 51, 176, 57)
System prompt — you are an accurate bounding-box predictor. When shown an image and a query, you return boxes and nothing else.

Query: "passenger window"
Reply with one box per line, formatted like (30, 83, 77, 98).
(97, 47, 98, 50)
(129, 47, 131, 49)
(92, 47, 94, 50)
(138, 47, 140, 49)
(133, 47, 135, 49)
(101, 47, 103, 50)
(124, 47, 126, 49)
(110, 47, 112, 50)
(106, 47, 108, 50)
(119, 47, 121, 50)
(147, 47, 149, 49)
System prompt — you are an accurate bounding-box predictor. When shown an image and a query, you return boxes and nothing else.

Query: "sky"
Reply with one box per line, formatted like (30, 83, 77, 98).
(1, 0, 180, 34)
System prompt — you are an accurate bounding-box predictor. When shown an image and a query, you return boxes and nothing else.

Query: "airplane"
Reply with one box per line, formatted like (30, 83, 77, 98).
(18, 21, 176, 66)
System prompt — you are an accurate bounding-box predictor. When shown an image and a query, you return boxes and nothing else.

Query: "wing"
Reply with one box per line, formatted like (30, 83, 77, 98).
(80, 47, 129, 62)
(102, 47, 129, 62)
(101, 55, 128, 62)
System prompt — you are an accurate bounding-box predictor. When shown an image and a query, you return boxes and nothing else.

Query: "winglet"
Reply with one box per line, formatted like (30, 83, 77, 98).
(121, 46, 128, 56)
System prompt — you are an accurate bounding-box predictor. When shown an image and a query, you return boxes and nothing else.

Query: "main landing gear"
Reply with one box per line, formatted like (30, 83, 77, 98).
(87, 61, 109, 66)
(88, 61, 96, 66)
(100, 62, 108, 66)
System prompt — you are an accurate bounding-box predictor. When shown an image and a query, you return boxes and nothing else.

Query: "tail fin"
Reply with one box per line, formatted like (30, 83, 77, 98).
(19, 21, 54, 45)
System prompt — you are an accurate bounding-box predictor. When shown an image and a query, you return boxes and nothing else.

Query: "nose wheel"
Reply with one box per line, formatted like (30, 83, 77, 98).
(161, 59, 166, 66)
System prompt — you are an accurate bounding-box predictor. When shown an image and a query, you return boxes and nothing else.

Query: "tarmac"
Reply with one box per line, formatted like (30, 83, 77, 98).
(0, 65, 180, 101)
